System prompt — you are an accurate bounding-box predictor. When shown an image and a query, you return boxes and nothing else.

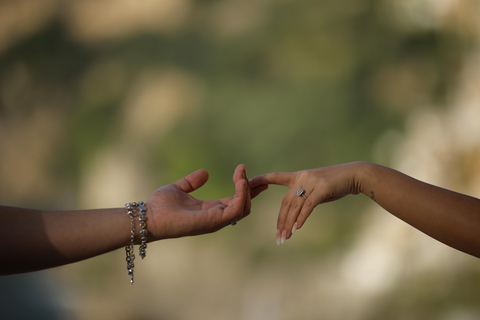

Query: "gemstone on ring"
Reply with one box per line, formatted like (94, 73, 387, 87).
(230, 219, 237, 226)
(296, 188, 307, 199)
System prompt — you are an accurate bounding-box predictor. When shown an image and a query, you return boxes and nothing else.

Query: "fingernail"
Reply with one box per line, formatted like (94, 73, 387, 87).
(292, 222, 298, 234)
(281, 230, 287, 244)
(276, 229, 281, 245)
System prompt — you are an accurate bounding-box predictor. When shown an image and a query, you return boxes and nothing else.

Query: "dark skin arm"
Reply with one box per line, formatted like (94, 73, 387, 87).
(250, 161, 480, 258)
(1, 164, 266, 275)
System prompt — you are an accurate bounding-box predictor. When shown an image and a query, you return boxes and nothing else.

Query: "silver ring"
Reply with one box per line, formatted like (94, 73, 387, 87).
(296, 188, 307, 199)
(230, 219, 237, 226)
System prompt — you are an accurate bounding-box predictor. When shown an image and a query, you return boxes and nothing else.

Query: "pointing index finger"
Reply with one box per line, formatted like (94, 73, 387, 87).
(249, 172, 295, 188)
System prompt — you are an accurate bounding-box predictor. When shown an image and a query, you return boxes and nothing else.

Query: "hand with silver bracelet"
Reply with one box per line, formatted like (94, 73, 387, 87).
(124, 164, 258, 283)
(0, 164, 265, 277)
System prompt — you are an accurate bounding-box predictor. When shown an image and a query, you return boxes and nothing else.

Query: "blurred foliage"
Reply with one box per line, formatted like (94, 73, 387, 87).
(1, 1, 466, 190)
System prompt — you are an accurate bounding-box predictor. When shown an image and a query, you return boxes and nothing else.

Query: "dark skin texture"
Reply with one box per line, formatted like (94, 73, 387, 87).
(1, 164, 267, 275)
(250, 161, 480, 258)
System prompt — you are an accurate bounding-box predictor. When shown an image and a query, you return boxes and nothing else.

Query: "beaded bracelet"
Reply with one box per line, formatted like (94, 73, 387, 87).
(125, 201, 148, 284)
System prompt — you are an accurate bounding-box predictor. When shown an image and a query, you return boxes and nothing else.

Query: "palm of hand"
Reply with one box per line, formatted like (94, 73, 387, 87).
(146, 185, 236, 240)
(141, 165, 249, 241)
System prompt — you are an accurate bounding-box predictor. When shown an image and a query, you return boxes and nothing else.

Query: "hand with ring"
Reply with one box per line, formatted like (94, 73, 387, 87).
(251, 161, 480, 258)
(249, 163, 361, 245)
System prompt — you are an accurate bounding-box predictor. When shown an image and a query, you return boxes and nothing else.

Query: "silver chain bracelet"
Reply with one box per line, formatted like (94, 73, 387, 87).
(125, 201, 148, 284)
(138, 203, 148, 259)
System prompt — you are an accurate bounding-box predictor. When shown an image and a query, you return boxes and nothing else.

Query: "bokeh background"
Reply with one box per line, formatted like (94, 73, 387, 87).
(1, 0, 480, 319)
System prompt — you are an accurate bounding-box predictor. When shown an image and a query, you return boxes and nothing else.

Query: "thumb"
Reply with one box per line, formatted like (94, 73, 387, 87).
(174, 169, 209, 193)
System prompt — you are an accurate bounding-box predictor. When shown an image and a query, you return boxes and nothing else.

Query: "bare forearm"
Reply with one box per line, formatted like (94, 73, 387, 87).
(357, 162, 480, 257)
(0, 165, 250, 275)
(1, 206, 130, 274)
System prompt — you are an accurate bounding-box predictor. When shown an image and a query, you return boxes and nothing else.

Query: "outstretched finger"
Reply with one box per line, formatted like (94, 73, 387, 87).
(295, 190, 323, 230)
(233, 164, 250, 215)
(276, 185, 309, 243)
(223, 177, 248, 223)
(275, 189, 299, 244)
(243, 165, 252, 217)
(284, 190, 311, 239)
(233, 164, 246, 185)
(249, 172, 295, 189)
(251, 184, 268, 199)
(174, 169, 209, 193)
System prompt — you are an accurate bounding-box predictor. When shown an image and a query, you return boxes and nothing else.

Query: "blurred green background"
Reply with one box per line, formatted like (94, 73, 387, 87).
(1, 0, 479, 319)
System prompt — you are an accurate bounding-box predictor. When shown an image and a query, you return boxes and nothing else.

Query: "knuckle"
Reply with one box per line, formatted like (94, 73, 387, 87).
(298, 169, 312, 180)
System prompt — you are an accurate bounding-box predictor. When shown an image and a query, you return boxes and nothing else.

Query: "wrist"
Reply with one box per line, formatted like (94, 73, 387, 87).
(351, 161, 376, 197)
